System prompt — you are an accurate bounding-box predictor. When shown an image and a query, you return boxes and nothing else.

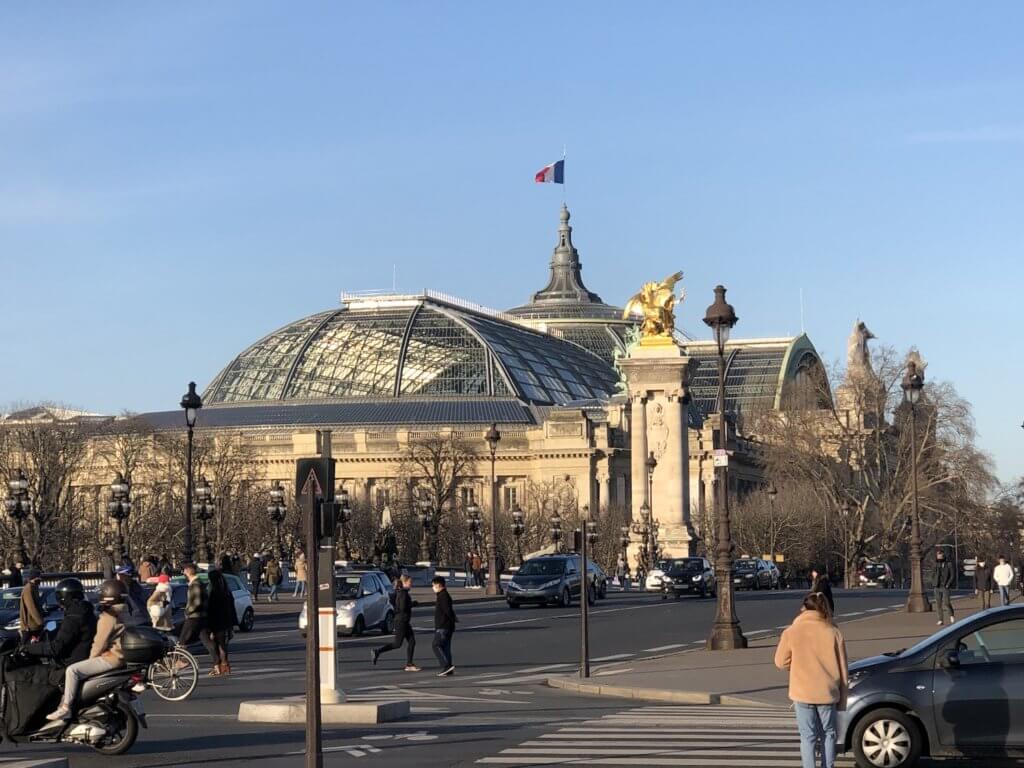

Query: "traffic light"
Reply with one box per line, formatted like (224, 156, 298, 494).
(318, 500, 340, 540)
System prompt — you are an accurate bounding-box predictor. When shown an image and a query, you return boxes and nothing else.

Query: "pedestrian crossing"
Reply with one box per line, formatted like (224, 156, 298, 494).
(477, 704, 856, 766)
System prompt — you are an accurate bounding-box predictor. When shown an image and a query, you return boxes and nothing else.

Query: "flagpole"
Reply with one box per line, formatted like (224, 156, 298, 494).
(562, 145, 567, 205)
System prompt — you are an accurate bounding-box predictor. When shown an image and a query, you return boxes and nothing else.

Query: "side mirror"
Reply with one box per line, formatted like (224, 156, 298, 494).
(942, 649, 961, 668)
(44, 620, 57, 633)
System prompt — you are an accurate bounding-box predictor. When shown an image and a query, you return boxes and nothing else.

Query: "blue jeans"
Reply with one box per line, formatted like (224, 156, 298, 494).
(432, 629, 453, 669)
(794, 702, 837, 768)
(1000, 585, 1011, 605)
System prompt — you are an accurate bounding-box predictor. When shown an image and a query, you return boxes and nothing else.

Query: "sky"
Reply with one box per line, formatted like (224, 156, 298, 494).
(2, 4, 1022, 482)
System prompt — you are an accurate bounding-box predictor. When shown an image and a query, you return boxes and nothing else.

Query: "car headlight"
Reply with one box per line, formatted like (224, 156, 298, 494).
(744, 574, 754, 579)
(538, 579, 561, 590)
(5, 620, 20, 631)
(338, 601, 356, 611)
(692, 575, 703, 582)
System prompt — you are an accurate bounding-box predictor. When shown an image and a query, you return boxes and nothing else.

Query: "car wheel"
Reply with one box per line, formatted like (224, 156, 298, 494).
(380, 611, 394, 634)
(599, 584, 607, 599)
(560, 587, 571, 608)
(587, 585, 596, 605)
(353, 616, 365, 636)
(853, 708, 922, 768)
(238, 607, 255, 633)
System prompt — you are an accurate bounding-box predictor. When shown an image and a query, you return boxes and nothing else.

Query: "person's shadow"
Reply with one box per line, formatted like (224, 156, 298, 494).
(940, 643, 1010, 759)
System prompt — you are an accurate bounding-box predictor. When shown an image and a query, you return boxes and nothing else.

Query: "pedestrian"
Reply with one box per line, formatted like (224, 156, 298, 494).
(46, 579, 127, 722)
(471, 552, 483, 588)
(974, 557, 993, 610)
(265, 555, 282, 602)
(206, 568, 238, 676)
(157, 553, 171, 575)
(7, 562, 22, 588)
(933, 550, 955, 625)
(219, 552, 234, 575)
(18, 570, 44, 641)
(100, 548, 115, 580)
(463, 552, 473, 588)
(431, 576, 457, 676)
(138, 557, 156, 582)
(178, 563, 217, 669)
(774, 592, 849, 768)
(147, 573, 174, 630)
(810, 568, 835, 616)
(994, 554, 1014, 606)
(249, 553, 264, 597)
(372, 574, 420, 671)
(115, 565, 148, 627)
(293, 551, 307, 597)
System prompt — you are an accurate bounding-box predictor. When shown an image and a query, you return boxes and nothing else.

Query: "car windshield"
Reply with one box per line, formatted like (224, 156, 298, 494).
(865, 564, 887, 575)
(336, 577, 362, 599)
(734, 560, 757, 571)
(667, 559, 703, 574)
(518, 560, 564, 577)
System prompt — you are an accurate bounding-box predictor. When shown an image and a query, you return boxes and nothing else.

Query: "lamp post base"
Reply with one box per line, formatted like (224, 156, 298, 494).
(706, 622, 748, 651)
(906, 591, 932, 613)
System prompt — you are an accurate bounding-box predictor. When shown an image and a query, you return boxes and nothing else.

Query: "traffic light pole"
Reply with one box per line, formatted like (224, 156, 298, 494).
(304, 489, 322, 768)
(580, 521, 590, 679)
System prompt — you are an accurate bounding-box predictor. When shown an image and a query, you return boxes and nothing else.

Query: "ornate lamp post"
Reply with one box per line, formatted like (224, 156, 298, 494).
(510, 504, 525, 565)
(632, 502, 655, 574)
(579, 504, 598, 678)
(902, 358, 931, 613)
(268, 481, 287, 560)
(416, 491, 434, 563)
(180, 381, 203, 564)
(550, 509, 563, 552)
(107, 472, 132, 563)
(766, 482, 778, 567)
(337, 488, 352, 560)
(484, 423, 501, 595)
(194, 475, 215, 564)
(704, 284, 747, 650)
(619, 525, 631, 565)
(466, 502, 483, 556)
(4, 469, 31, 565)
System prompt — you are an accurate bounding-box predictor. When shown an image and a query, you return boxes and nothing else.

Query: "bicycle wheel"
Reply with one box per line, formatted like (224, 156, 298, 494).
(148, 647, 199, 702)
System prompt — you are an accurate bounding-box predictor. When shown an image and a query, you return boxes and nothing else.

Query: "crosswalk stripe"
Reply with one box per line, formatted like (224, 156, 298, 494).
(641, 643, 685, 652)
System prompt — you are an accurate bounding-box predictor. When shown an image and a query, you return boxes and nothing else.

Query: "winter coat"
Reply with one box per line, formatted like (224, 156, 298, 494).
(995, 562, 1015, 587)
(265, 560, 283, 586)
(18, 583, 44, 634)
(295, 556, 307, 582)
(933, 559, 955, 589)
(206, 583, 238, 633)
(90, 608, 125, 666)
(812, 575, 835, 615)
(975, 564, 994, 591)
(138, 560, 156, 581)
(24, 598, 96, 665)
(7, 566, 22, 588)
(393, 587, 415, 625)
(774, 610, 849, 708)
(434, 589, 457, 632)
(185, 578, 208, 619)
(147, 583, 173, 630)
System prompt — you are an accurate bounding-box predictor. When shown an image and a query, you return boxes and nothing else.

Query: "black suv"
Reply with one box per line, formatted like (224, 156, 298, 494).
(661, 557, 716, 599)
(506, 554, 599, 608)
(839, 605, 1024, 767)
(731, 558, 777, 590)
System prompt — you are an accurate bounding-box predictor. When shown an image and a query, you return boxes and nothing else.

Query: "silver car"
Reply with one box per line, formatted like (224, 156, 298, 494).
(299, 571, 394, 637)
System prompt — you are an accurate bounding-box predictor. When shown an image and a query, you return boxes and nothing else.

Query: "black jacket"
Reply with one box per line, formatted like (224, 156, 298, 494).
(394, 587, 415, 624)
(24, 598, 96, 665)
(975, 564, 994, 591)
(934, 559, 955, 589)
(434, 590, 457, 632)
(207, 584, 238, 633)
(813, 575, 835, 615)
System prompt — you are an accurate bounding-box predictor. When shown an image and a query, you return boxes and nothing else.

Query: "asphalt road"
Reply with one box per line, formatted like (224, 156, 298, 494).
(4, 587, 957, 767)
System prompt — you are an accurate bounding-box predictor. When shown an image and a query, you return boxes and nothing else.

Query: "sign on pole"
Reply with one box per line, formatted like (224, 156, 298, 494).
(713, 449, 729, 468)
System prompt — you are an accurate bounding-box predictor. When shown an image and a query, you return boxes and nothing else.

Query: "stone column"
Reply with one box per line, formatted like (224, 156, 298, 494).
(630, 396, 648, 516)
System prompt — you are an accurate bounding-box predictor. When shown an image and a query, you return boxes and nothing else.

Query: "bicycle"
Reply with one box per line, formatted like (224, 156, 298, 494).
(146, 643, 199, 702)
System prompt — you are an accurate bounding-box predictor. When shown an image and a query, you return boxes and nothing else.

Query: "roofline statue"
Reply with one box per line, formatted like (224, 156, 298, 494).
(846, 320, 876, 380)
(623, 271, 684, 346)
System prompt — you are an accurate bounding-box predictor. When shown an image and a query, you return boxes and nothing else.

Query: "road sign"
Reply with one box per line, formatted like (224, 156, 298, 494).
(296, 458, 334, 501)
(713, 449, 729, 468)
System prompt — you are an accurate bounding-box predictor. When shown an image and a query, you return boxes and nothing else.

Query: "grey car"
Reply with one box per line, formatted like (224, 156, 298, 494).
(506, 554, 597, 608)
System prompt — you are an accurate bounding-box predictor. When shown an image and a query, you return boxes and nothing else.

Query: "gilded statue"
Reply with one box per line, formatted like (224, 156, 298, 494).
(622, 271, 684, 343)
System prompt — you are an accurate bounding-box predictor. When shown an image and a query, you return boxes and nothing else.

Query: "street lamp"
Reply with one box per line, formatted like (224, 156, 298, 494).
(704, 284, 747, 650)
(466, 501, 483, 557)
(194, 475, 215, 564)
(579, 504, 598, 678)
(902, 357, 931, 613)
(180, 381, 203, 564)
(631, 503, 654, 574)
(510, 504, 525, 565)
(766, 482, 778, 567)
(484, 423, 501, 595)
(417, 490, 434, 563)
(268, 481, 287, 560)
(337, 488, 352, 560)
(4, 469, 31, 565)
(550, 509, 563, 552)
(107, 472, 132, 564)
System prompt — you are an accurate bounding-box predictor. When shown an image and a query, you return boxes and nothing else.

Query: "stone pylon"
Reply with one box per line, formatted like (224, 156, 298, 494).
(619, 341, 699, 564)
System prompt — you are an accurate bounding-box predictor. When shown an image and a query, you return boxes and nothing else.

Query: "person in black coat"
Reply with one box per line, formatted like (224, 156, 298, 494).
(933, 550, 956, 625)
(975, 558, 994, 610)
(372, 574, 419, 671)
(206, 569, 239, 676)
(7, 563, 22, 588)
(23, 579, 97, 667)
(249, 555, 264, 597)
(431, 576, 457, 676)
(810, 568, 835, 616)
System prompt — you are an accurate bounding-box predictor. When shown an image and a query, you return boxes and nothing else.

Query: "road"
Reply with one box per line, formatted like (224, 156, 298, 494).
(5, 587, 955, 767)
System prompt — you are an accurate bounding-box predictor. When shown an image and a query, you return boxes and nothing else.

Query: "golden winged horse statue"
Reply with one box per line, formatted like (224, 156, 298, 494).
(622, 271, 684, 343)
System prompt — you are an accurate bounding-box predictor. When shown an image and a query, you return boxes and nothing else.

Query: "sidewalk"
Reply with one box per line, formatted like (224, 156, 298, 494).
(549, 595, 983, 706)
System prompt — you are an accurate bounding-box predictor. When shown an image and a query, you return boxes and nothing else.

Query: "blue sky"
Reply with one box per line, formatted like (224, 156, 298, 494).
(2, 4, 1022, 481)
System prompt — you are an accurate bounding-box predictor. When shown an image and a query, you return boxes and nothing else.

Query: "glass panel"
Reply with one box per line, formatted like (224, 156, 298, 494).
(285, 309, 411, 399)
(958, 619, 1024, 665)
(400, 309, 488, 396)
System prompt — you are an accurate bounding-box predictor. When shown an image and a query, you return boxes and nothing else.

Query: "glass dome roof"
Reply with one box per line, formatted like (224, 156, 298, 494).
(203, 293, 621, 407)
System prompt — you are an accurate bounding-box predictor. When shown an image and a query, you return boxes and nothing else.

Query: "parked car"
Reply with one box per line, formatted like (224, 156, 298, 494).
(858, 562, 895, 588)
(731, 558, 777, 590)
(839, 605, 1024, 767)
(299, 570, 394, 637)
(1, 586, 61, 633)
(661, 557, 717, 599)
(645, 564, 668, 592)
(505, 554, 598, 608)
(170, 572, 256, 632)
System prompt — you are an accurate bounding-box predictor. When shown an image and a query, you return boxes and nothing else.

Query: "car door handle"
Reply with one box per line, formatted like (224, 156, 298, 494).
(915, 685, 927, 691)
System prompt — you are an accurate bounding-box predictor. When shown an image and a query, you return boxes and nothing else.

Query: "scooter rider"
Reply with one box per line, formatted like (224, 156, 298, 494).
(22, 578, 97, 666)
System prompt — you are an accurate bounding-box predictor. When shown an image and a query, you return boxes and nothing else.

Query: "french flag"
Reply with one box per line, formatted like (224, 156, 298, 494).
(534, 159, 565, 184)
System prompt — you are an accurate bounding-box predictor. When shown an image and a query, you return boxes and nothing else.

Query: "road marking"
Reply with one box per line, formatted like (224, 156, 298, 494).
(594, 667, 633, 676)
(591, 653, 634, 662)
(837, 611, 863, 617)
(866, 607, 889, 612)
(641, 643, 685, 652)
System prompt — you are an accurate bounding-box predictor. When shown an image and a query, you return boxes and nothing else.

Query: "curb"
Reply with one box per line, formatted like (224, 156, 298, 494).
(546, 676, 769, 707)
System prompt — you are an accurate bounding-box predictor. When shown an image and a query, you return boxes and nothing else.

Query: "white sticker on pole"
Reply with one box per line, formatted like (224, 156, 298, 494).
(713, 449, 729, 468)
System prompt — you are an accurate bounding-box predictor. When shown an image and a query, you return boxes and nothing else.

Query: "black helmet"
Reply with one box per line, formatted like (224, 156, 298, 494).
(54, 578, 85, 607)
(98, 579, 126, 606)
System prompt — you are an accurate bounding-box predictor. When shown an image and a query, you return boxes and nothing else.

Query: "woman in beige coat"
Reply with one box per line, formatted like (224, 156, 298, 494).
(293, 551, 307, 597)
(774, 592, 849, 768)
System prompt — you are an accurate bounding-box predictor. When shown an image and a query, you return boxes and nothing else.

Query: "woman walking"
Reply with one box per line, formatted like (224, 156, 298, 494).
(207, 568, 239, 676)
(293, 551, 307, 597)
(774, 593, 849, 768)
(265, 556, 282, 602)
(147, 573, 174, 630)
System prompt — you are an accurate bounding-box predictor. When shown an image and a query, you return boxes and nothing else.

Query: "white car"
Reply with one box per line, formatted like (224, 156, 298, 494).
(299, 571, 394, 637)
(645, 568, 667, 592)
